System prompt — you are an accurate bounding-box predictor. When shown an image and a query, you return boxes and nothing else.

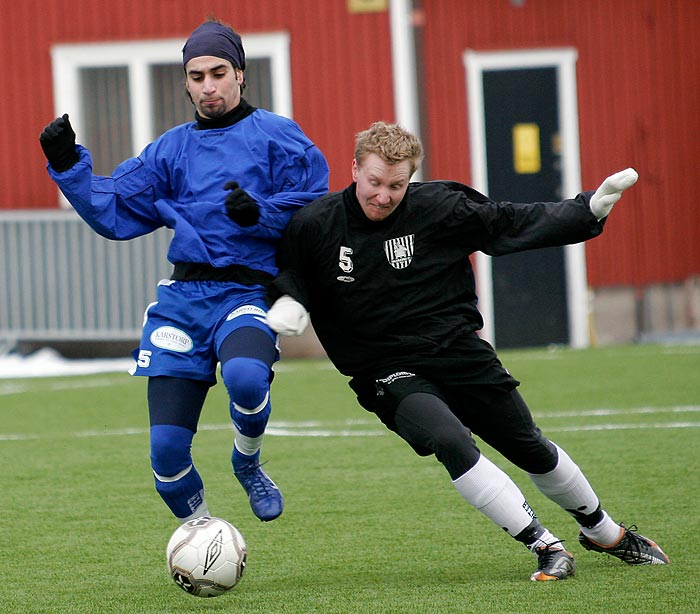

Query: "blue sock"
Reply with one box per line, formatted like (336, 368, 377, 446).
(150, 424, 207, 520)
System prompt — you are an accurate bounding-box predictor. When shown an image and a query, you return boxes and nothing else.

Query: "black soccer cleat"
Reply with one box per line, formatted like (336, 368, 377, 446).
(578, 523, 669, 565)
(530, 542, 576, 581)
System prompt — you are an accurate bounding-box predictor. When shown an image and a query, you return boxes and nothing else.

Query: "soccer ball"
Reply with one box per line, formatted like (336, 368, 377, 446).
(166, 516, 247, 598)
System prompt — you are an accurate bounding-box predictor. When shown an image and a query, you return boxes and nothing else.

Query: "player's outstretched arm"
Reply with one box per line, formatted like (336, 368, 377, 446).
(589, 168, 639, 221)
(266, 295, 309, 336)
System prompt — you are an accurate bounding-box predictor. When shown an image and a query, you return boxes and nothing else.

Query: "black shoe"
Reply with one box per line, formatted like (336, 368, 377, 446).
(579, 523, 669, 565)
(530, 542, 576, 581)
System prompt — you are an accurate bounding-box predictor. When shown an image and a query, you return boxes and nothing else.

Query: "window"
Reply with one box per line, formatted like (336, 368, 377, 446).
(51, 33, 291, 176)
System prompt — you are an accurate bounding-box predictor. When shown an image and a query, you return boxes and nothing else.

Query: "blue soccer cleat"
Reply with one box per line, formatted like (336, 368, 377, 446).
(234, 459, 284, 522)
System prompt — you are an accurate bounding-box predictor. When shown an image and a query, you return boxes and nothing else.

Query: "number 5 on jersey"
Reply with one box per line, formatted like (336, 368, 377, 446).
(339, 246, 354, 273)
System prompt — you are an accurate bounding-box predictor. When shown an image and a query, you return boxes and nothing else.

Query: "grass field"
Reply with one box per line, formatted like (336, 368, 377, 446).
(1, 343, 699, 613)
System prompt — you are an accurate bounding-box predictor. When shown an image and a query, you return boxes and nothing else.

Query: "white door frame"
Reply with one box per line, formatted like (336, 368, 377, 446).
(463, 47, 589, 348)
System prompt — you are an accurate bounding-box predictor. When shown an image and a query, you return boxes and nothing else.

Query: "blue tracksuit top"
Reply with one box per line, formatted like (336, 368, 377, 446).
(47, 108, 329, 277)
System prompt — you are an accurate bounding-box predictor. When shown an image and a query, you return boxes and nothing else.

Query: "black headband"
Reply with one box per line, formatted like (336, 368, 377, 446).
(182, 21, 246, 70)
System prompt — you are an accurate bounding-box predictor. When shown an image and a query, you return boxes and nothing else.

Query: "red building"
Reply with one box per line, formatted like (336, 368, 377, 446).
(2, 0, 698, 349)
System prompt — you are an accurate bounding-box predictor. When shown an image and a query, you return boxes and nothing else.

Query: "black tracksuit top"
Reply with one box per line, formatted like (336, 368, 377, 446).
(271, 180, 602, 378)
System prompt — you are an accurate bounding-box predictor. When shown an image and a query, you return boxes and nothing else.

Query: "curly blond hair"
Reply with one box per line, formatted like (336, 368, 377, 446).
(354, 121, 424, 176)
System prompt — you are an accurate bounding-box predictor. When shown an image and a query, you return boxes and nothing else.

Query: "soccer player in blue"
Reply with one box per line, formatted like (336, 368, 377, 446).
(39, 19, 329, 523)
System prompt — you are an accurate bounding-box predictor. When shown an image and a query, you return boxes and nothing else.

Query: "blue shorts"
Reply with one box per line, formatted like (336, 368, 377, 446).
(130, 279, 278, 383)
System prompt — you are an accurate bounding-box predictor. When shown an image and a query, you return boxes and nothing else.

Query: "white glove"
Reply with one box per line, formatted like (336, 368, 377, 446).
(266, 295, 309, 336)
(589, 168, 639, 221)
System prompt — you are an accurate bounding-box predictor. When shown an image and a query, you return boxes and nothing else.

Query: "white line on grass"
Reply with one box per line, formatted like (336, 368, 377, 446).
(266, 428, 386, 437)
(535, 405, 700, 418)
(1, 411, 700, 442)
(545, 422, 700, 432)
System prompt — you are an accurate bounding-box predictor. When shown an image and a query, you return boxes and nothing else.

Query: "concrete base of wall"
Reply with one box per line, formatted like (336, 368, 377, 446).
(9, 276, 700, 359)
(277, 326, 327, 359)
(591, 275, 700, 345)
(281, 276, 700, 356)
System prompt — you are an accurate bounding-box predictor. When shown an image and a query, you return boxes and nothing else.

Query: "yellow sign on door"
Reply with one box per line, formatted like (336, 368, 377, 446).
(348, 0, 388, 13)
(513, 123, 541, 174)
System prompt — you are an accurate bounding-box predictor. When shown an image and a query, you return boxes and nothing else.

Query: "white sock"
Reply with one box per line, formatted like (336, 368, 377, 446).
(177, 498, 210, 524)
(528, 528, 563, 552)
(453, 455, 536, 538)
(234, 431, 264, 457)
(580, 511, 624, 546)
(528, 444, 600, 515)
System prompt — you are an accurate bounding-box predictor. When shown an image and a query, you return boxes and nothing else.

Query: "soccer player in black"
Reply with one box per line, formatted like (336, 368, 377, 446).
(266, 121, 669, 581)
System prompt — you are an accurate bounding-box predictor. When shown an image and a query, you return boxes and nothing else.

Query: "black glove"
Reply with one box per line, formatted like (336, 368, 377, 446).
(224, 181, 260, 227)
(40, 114, 79, 172)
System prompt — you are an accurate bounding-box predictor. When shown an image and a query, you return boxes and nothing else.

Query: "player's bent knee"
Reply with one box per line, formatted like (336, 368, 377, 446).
(511, 432, 558, 474)
(221, 357, 271, 410)
(433, 433, 481, 479)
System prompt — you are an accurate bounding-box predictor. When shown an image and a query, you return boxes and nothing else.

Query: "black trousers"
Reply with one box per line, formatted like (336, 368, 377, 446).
(348, 334, 557, 479)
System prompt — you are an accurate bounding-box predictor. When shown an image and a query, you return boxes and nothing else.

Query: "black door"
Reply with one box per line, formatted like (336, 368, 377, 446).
(482, 67, 568, 348)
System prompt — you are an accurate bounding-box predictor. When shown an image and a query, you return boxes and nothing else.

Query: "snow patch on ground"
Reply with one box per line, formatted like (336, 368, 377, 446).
(0, 348, 134, 379)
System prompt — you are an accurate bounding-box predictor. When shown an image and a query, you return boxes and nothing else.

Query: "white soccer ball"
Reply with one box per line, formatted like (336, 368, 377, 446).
(166, 516, 247, 598)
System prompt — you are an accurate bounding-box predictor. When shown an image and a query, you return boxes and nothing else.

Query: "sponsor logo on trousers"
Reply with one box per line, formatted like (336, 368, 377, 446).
(151, 326, 194, 352)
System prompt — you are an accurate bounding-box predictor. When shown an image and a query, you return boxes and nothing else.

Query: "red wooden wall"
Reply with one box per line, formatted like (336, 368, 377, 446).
(420, 0, 700, 287)
(4, 0, 393, 205)
(3, 0, 699, 290)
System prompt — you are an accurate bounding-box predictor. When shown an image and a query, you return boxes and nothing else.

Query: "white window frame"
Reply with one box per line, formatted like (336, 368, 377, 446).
(463, 47, 589, 349)
(51, 32, 293, 158)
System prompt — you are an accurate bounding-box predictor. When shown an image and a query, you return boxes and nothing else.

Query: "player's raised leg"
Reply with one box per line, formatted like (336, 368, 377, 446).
(220, 326, 283, 521)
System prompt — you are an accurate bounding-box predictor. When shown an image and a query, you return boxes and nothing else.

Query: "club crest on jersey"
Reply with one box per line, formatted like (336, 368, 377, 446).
(384, 234, 414, 269)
